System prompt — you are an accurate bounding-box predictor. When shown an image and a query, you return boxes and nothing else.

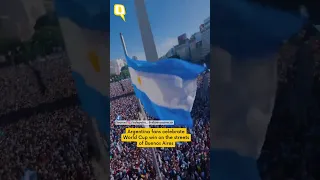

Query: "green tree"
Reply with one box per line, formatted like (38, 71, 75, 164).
(34, 12, 59, 30)
(121, 65, 128, 71)
(19, 40, 35, 63)
(0, 38, 21, 55)
(120, 69, 130, 79)
(32, 26, 64, 56)
(32, 12, 65, 56)
(110, 69, 130, 83)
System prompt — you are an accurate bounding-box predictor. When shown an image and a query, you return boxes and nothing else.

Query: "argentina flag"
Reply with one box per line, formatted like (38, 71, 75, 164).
(55, 0, 109, 136)
(21, 169, 37, 180)
(211, 0, 307, 179)
(126, 55, 205, 127)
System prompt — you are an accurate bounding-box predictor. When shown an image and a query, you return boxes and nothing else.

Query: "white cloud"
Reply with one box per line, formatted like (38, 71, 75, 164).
(156, 37, 177, 57)
(131, 37, 177, 60)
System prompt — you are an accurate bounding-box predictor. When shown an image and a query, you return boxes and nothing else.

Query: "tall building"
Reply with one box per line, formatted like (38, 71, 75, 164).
(110, 65, 117, 75)
(201, 16, 210, 58)
(110, 59, 126, 75)
(164, 47, 176, 58)
(178, 33, 187, 45)
(189, 32, 203, 62)
(0, 0, 46, 41)
(174, 43, 190, 60)
(161, 17, 210, 62)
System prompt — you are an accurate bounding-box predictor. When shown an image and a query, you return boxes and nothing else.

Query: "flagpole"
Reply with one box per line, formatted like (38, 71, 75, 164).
(120, 33, 163, 180)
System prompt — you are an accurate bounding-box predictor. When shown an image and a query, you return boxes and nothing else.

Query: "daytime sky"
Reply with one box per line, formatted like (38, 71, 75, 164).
(110, 0, 210, 60)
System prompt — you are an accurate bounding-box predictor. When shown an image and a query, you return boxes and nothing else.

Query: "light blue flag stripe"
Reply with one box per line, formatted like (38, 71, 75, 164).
(55, 0, 109, 31)
(211, 149, 260, 180)
(72, 71, 109, 136)
(125, 55, 205, 80)
(132, 84, 193, 127)
(126, 56, 205, 127)
(212, 0, 306, 60)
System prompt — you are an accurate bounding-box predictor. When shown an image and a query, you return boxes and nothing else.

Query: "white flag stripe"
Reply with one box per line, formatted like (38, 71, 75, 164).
(129, 67, 197, 111)
(58, 18, 109, 96)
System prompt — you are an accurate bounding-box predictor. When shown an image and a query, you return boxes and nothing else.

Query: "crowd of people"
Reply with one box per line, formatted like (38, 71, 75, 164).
(0, 107, 95, 180)
(257, 32, 320, 180)
(0, 29, 319, 180)
(110, 74, 210, 180)
(0, 55, 95, 180)
(0, 55, 76, 116)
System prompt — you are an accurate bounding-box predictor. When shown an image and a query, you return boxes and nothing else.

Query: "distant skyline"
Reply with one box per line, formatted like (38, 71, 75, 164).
(110, 0, 210, 61)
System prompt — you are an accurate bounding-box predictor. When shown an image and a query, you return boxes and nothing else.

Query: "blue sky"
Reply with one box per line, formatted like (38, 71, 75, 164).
(110, 0, 210, 60)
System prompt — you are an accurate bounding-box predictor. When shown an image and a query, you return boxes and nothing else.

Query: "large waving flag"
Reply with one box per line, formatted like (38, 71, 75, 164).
(126, 55, 205, 127)
(55, 0, 109, 136)
(211, 0, 307, 179)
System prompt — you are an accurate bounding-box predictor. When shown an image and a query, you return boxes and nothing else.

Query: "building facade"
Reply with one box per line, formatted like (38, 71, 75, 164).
(174, 43, 190, 60)
(160, 16, 210, 63)
(189, 32, 203, 62)
(201, 16, 210, 58)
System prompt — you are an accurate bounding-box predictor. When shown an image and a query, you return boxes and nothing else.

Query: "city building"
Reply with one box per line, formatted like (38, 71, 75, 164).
(178, 33, 187, 45)
(164, 47, 176, 58)
(160, 16, 210, 63)
(201, 16, 210, 58)
(0, 0, 46, 41)
(189, 32, 203, 62)
(110, 59, 126, 75)
(174, 43, 191, 60)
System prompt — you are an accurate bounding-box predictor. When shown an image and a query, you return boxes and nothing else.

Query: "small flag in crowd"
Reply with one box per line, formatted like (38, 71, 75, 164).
(21, 169, 37, 180)
(116, 115, 122, 120)
(125, 55, 205, 127)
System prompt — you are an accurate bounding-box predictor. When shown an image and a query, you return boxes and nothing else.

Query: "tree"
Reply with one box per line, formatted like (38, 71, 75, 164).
(32, 12, 65, 56)
(0, 38, 21, 55)
(121, 65, 128, 71)
(34, 12, 59, 30)
(110, 69, 131, 83)
(19, 40, 35, 63)
(32, 26, 64, 56)
(120, 69, 130, 79)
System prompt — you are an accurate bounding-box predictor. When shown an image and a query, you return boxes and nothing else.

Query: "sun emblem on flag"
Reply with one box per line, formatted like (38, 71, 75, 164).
(88, 51, 100, 72)
(137, 76, 142, 86)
